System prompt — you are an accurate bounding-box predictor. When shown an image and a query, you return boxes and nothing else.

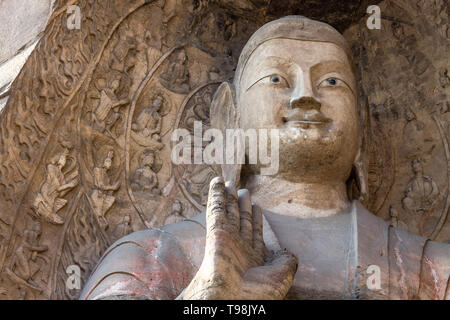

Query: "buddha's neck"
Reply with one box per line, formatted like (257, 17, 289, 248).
(244, 175, 350, 219)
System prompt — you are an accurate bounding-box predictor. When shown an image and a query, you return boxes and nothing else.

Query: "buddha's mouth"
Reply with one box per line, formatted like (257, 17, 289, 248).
(282, 109, 332, 127)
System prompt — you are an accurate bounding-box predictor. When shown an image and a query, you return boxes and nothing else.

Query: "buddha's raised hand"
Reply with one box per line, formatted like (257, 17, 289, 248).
(183, 176, 298, 300)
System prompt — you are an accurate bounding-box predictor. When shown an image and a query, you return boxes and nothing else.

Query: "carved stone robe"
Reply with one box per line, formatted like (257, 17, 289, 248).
(80, 201, 450, 300)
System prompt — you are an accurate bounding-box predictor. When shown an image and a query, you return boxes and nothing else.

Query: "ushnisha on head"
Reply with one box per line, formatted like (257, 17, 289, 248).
(210, 16, 366, 197)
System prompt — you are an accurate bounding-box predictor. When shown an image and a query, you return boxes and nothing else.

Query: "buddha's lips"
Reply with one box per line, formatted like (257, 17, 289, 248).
(282, 109, 332, 124)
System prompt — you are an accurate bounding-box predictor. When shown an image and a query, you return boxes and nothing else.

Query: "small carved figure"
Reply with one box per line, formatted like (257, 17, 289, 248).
(391, 22, 430, 76)
(188, 165, 218, 206)
(144, 30, 163, 72)
(90, 150, 121, 230)
(402, 159, 440, 216)
(159, 49, 190, 94)
(388, 205, 408, 231)
(113, 214, 133, 240)
(32, 149, 78, 225)
(109, 30, 138, 73)
(6, 221, 48, 292)
(132, 95, 163, 143)
(131, 150, 161, 195)
(186, 94, 210, 132)
(195, 91, 212, 122)
(164, 199, 185, 225)
(92, 76, 129, 134)
(401, 107, 435, 157)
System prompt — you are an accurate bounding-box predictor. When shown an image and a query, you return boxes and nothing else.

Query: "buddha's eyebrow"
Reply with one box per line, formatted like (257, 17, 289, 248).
(311, 60, 356, 94)
(311, 60, 353, 79)
(244, 56, 295, 90)
(253, 56, 295, 70)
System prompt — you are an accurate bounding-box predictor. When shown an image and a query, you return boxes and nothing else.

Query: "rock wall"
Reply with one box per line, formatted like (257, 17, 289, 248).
(0, 0, 447, 299)
(344, 0, 449, 242)
(0, 0, 55, 111)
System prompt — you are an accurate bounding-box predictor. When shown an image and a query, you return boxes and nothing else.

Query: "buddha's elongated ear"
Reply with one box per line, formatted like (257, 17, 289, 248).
(210, 82, 241, 187)
(349, 96, 370, 206)
(352, 148, 369, 204)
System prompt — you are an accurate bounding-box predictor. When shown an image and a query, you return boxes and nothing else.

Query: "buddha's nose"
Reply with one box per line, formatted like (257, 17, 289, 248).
(289, 71, 321, 111)
(290, 96, 321, 111)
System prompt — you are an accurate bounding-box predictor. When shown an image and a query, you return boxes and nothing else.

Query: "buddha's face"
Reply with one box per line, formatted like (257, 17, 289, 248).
(238, 39, 359, 183)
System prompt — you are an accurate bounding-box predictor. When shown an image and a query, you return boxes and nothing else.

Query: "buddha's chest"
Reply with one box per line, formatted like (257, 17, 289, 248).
(263, 210, 357, 299)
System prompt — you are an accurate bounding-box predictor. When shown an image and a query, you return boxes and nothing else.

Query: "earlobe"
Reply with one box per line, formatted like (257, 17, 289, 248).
(210, 82, 242, 186)
(210, 82, 239, 133)
(352, 148, 368, 204)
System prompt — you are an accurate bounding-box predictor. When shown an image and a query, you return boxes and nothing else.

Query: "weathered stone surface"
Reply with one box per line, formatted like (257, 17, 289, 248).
(344, 0, 450, 242)
(0, 0, 54, 111)
(0, 0, 447, 300)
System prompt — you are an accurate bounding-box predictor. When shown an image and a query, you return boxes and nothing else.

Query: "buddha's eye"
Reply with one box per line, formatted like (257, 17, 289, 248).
(318, 77, 345, 89)
(247, 74, 290, 91)
(266, 74, 289, 87)
(271, 75, 280, 83)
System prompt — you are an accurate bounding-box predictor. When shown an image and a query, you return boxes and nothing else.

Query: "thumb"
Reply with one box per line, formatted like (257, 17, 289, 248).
(242, 250, 298, 300)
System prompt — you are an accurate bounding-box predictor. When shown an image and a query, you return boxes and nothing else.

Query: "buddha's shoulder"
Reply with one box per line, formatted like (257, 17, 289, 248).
(354, 201, 450, 299)
(80, 214, 206, 300)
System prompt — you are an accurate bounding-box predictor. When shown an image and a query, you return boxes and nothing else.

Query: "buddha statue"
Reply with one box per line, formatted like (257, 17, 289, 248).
(81, 16, 449, 300)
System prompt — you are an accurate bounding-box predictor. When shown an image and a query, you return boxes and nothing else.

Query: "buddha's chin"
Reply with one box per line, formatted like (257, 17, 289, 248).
(276, 126, 350, 180)
(279, 125, 335, 144)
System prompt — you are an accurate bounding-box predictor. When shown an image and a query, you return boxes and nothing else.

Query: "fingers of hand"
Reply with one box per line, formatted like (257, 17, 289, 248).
(225, 181, 239, 232)
(252, 204, 264, 259)
(238, 189, 252, 243)
(243, 250, 298, 299)
(267, 250, 298, 279)
(206, 176, 226, 232)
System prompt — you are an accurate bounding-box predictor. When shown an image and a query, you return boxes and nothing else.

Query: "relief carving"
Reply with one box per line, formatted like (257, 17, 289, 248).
(130, 94, 166, 150)
(159, 49, 191, 94)
(5, 221, 48, 293)
(131, 150, 162, 196)
(31, 149, 79, 225)
(92, 75, 130, 136)
(89, 150, 120, 230)
(113, 214, 134, 240)
(163, 199, 185, 225)
(0, 0, 448, 300)
(388, 205, 408, 231)
(402, 158, 442, 236)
